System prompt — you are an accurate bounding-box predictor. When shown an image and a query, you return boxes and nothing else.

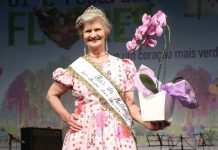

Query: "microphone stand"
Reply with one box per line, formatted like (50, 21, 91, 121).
(8, 133, 13, 150)
(8, 133, 23, 150)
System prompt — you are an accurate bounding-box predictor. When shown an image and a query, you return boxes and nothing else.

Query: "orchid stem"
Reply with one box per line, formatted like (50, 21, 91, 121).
(156, 24, 171, 88)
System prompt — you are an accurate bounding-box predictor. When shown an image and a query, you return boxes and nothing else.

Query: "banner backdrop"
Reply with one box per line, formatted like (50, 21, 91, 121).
(0, 0, 218, 142)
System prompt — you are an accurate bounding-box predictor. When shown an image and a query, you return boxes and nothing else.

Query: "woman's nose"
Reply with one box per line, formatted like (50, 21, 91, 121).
(90, 31, 97, 38)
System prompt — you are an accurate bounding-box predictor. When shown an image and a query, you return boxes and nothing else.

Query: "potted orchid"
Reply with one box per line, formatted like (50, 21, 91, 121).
(126, 11, 199, 121)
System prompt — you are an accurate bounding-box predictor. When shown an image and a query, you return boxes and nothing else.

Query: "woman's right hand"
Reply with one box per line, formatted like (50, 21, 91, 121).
(149, 120, 171, 131)
(66, 113, 82, 133)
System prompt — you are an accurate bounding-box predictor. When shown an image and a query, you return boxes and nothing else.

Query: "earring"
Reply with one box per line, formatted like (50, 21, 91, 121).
(105, 39, 109, 54)
(83, 43, 87, 55)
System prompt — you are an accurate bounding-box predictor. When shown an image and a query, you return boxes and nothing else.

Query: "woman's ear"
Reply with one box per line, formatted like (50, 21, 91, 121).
(105, 31, 110, 38)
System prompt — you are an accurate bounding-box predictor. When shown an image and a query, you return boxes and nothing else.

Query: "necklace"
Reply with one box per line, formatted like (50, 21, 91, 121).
(86, 53, 109, 65)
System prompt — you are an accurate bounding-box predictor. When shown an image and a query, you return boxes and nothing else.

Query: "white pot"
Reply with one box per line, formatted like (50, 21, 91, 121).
(138, 90, 175, 121)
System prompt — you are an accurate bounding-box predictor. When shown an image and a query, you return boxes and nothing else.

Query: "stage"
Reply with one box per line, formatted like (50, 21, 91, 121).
(0, 136, 217, 150)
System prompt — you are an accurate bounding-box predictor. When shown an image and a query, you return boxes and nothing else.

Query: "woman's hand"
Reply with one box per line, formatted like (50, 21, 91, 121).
(149, 120, 171, 131)
(66, 113, 83, 133)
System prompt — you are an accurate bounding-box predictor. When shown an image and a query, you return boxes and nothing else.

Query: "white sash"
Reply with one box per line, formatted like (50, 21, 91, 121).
(69, 57, 133, 128)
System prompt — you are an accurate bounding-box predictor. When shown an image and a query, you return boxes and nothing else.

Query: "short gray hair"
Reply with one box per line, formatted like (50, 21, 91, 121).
(75, 5, 112, 36)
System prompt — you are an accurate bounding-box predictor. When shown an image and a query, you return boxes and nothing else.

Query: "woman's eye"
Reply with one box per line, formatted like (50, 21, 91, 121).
(84, 29, 91, 33)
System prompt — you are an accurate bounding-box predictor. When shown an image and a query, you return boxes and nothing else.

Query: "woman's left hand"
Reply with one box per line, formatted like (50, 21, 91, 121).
(149, 120, 171, 131)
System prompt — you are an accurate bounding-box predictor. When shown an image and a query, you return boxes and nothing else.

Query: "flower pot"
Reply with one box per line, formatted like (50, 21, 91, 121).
(138, 90, 175, 121)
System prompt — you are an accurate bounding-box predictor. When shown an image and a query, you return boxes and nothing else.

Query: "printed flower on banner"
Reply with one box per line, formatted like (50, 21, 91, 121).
(33, 2, 84, 50)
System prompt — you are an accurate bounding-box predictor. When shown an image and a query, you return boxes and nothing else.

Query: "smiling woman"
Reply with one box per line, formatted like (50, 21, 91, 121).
(46, 5, 170, 150)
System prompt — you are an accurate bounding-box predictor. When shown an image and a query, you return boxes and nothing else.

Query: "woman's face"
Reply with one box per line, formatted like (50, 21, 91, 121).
(83, 19, 107, 51)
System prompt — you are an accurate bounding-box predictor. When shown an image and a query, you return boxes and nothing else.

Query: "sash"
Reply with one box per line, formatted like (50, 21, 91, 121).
(69, 57, 133, 129)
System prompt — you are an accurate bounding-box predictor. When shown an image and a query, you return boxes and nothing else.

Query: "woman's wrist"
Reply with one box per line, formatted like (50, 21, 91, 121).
(64, 114, 71, 123)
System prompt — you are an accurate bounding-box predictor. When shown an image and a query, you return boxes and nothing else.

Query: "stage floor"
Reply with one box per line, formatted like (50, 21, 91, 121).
(137, 141, 218, 150)
(0, 141, 217, 150)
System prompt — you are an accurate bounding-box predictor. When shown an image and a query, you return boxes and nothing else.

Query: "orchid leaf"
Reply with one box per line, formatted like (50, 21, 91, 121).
(139, 74, 159, 94)
(171, 76, 184, 83)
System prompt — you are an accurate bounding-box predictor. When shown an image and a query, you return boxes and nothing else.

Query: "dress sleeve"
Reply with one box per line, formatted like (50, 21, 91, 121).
(122, 59, 137, 92)
(52, 68, 73, 87)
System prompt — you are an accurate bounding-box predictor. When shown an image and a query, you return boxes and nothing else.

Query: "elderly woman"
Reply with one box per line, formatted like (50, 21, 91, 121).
(47, 5, 170, 150)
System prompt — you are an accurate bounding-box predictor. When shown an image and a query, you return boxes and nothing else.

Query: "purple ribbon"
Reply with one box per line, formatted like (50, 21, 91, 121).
(161, 80, 199, 109)
(133, 65, 200, 109)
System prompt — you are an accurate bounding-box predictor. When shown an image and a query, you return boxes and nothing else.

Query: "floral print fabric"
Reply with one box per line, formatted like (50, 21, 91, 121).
(53, 55, 137, 150)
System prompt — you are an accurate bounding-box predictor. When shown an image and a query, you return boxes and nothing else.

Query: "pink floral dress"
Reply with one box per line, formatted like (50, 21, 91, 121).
(53, 55, 137, 150)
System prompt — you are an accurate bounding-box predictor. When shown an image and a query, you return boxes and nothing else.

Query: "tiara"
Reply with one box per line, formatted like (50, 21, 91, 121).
(75, 5, 105, 29)
(84, 5, 99, 13)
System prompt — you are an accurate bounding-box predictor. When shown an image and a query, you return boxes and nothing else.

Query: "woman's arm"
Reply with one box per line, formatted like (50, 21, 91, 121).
(124, 90, 170, 131)
(47, 81, 82, 132)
